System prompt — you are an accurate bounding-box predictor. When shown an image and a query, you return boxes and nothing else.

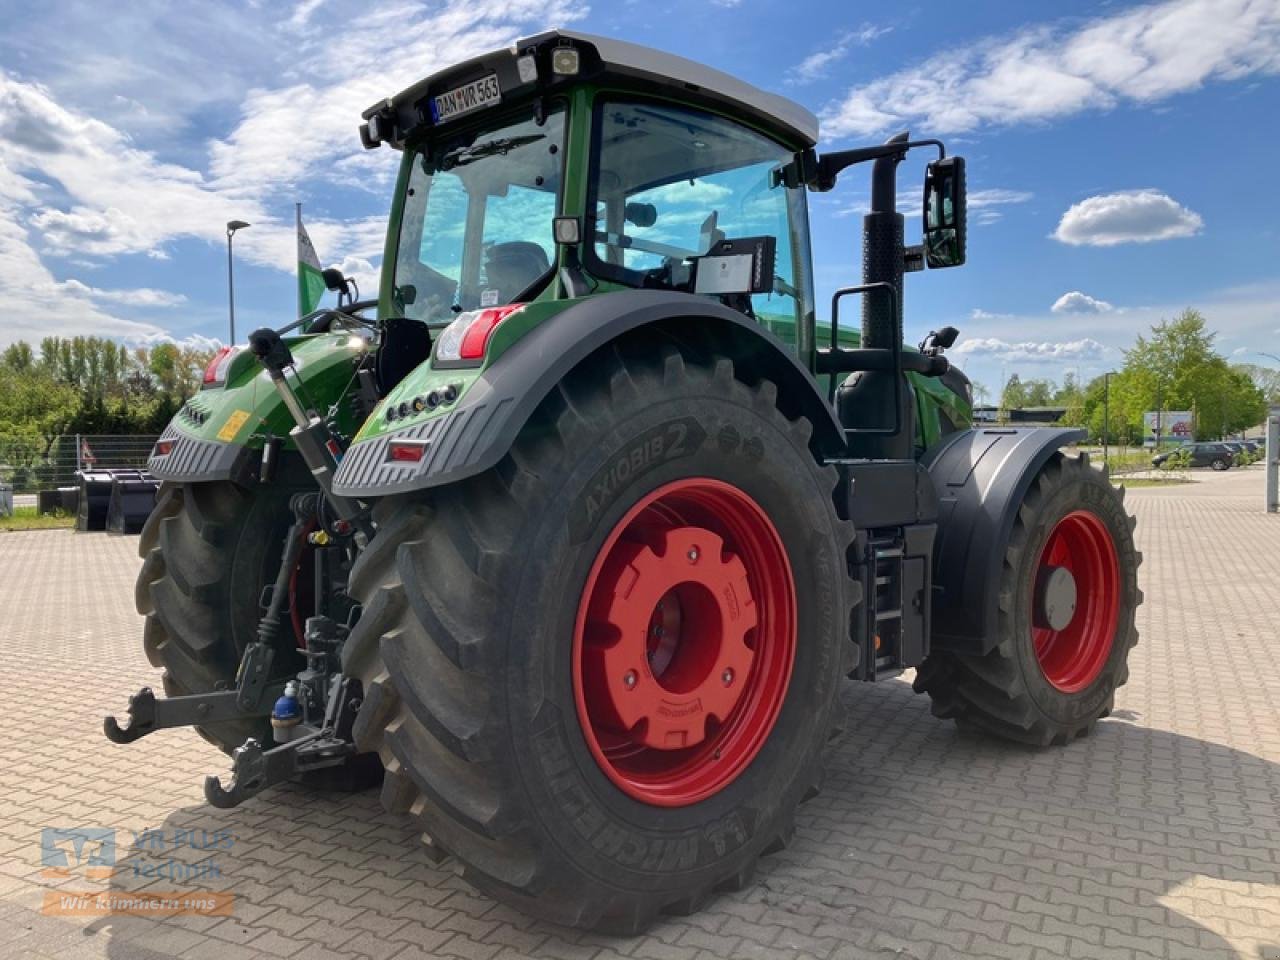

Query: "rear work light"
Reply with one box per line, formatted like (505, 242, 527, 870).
(434, 304, 524, 364)
(202, 346, 241, 387)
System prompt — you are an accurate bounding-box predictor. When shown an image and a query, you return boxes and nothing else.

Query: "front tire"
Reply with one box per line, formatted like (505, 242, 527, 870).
(914, 452, 1141, 745)
(342, 341, 858, 930)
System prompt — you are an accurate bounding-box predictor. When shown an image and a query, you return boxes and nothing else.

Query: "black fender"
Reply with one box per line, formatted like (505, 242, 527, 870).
(924, 426, 1085, 656)
(331, 290, 845, 497)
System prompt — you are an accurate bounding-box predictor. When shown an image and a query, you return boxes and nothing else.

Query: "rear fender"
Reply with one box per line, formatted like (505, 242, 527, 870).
(925, 426, 1085, 656)
(331, 290, 845, 497)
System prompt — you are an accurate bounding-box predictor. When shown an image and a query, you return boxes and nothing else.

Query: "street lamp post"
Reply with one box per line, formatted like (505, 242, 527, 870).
(226, 220, 251, 344)
(1103, 371, 1116, 466)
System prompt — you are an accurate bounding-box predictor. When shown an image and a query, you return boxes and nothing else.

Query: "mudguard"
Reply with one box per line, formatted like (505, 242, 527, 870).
(331, 290, 845, 497)
(924, 426, 1086, 656)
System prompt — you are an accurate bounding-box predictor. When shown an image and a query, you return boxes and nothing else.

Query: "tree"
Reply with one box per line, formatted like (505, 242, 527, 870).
(1001, 373, 1026, 410)
(1234, 362, 1280, 405)
(1106, 309, 1266, 441)
(0, 336, 215, 443)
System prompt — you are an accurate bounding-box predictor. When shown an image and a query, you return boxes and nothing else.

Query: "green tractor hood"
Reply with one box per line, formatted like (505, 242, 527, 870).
(148, 330, 371, 484)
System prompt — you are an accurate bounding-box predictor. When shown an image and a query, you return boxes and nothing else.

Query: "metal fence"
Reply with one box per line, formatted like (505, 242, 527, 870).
(0, 435, 158, 494)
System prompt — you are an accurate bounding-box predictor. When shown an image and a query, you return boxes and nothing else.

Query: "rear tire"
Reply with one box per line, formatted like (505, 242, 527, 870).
(135, 479, 303, 753)
(914, 453, 1142, 745)
(342, 341, 859, 930)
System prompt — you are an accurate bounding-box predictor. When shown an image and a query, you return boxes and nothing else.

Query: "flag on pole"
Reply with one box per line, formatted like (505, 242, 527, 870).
(297, 204, 326, 317)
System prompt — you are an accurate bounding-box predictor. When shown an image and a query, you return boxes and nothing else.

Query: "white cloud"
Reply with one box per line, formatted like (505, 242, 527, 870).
(835, 185, 1030, 220)
(789, 24, 892, 85)
(970, 188, 1034, 208)
(1051, 290, 1114, 314)
(822, 0, 1280, 137)
(1053, 189, 1203, 246)
(137, 331, 224, 352)
(952, 336, 1109, 363)
(60, 279, 187, 308)
(969, 308, 1015, 321)
(0, 0, 584, 346)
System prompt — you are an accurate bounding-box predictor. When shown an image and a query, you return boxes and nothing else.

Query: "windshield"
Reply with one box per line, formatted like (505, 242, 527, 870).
(392, 105, 565, 324)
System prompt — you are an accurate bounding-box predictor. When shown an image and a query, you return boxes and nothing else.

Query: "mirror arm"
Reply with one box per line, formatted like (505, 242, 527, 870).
(806, 138, 945, 192)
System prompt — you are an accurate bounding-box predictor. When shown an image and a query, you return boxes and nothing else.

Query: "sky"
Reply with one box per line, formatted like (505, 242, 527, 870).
(0, 0, 1278, 396)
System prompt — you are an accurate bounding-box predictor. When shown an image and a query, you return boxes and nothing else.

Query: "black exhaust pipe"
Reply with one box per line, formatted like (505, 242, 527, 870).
(843, 131, 912, 460)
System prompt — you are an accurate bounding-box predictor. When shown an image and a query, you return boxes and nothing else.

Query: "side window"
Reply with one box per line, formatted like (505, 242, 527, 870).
(479, 185, 556, 306)
(589, 100, 810, 331)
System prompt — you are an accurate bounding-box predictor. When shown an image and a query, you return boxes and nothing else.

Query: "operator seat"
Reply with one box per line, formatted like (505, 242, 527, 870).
(483, 242, 550, 302)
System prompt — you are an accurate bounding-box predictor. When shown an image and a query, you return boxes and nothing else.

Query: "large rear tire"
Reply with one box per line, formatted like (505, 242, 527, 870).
(342, 340, 859, 931)
(914, 452, 1142, 745)
(135, 479, 304, 753)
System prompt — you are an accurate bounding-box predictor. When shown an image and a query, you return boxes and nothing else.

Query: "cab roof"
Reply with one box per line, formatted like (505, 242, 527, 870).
(362, 29, 819, 151)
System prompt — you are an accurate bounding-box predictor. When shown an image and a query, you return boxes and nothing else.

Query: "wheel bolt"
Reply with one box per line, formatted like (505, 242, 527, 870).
(623, 670, 638, 690)
(722, 668, 734, 686)
(687, 547, 699, 563)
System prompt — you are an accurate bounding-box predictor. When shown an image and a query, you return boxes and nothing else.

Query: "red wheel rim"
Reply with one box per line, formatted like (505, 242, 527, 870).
(1031, 510, 1120, 693)
(572, 478, 797, 807)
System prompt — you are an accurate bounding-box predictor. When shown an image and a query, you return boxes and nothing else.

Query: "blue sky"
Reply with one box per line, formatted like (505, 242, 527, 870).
(1, 0, 1277, 395)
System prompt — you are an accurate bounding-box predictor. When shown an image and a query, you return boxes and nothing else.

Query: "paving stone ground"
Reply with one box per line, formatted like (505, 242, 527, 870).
(0, 465, 1277, 960)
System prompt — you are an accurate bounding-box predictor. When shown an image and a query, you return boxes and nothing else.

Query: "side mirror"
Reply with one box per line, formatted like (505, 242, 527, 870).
(923, 156, 966, 268)
(322, 268, 350, 294)
(934, 325, 959, 349)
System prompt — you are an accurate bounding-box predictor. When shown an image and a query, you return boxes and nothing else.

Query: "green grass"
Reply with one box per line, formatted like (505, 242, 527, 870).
(1110, 477, 1192, 488)
(0, 506, 74, 531)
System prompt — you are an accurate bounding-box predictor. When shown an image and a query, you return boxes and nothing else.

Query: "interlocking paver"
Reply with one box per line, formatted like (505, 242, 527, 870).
(1, 466, 1278, 959)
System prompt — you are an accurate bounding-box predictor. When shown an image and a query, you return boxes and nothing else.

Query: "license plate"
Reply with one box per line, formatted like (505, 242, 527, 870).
(430, 74, 502, 123)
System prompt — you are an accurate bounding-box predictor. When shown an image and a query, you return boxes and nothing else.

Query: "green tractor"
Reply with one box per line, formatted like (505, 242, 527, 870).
(108, 31, 1141, 931)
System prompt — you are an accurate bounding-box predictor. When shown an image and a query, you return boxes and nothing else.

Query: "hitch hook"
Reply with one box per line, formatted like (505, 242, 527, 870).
(103, 687, 158, 744)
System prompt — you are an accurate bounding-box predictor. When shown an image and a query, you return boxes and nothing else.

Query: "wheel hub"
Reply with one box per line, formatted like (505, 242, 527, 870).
(573, 477, 797, 807)
(583, 525, 756, 751)
(1034, 565, 1077, 631)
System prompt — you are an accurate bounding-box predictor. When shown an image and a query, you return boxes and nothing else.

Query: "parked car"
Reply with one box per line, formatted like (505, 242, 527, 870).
(1223, 441, 1264, 464)
(1152, 442, 1235, 470)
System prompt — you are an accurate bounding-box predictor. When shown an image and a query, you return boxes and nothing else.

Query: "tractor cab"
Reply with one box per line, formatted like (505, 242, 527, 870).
(363, 30, 968, 450)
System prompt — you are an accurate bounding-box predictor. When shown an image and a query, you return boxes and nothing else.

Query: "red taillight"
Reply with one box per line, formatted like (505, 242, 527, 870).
(387, 441, 427, 463)
(154, 439, 174, 456)
(203, 346, 240, 387)
(458, 304, 525, 360)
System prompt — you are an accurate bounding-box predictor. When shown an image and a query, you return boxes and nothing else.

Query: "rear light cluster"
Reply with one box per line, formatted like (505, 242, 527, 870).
(153, 439, 174, 457)
(434, 304, 524, 364)
(202, 346, 241, 388)
(385, 383, 459, 423)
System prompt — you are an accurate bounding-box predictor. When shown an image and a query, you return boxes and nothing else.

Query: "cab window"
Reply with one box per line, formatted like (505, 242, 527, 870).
(588, 99, 812, 333)
(393, 105, 564, 324)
